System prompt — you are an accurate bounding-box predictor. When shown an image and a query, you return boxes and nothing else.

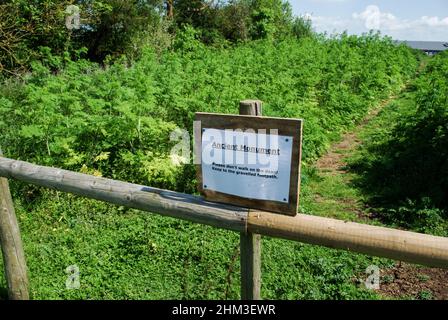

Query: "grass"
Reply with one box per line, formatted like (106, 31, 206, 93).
(348, 82, 448, 237)
(349, 90, 418, 171)
(0, 83, 430, 301)
(1, 184, 383, 300)
(301, 170, 368, 222)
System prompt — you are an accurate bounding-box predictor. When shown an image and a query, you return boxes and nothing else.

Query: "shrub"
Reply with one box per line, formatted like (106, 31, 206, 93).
(349, 52, 448, 235)
(0, 35, 418, 195)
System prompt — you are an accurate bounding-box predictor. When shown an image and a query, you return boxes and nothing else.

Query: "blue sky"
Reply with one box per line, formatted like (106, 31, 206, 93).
(289, 0, 448, 41)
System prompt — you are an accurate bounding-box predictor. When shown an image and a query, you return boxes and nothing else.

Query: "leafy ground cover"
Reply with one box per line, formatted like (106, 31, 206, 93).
(300, 56, 448, 299)
(349, 52, 448, 237)
(0, 35, 423, 299)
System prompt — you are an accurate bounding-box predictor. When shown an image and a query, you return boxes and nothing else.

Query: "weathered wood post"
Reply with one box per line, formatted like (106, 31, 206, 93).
(0, 151, 29, 300)
(239, 100, 262, 300)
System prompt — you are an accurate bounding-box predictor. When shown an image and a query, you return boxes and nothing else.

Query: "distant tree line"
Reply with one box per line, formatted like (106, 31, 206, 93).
(0, 0, 313, 77)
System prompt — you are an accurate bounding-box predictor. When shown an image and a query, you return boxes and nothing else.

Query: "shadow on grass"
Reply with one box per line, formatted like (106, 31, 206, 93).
(0, 286, 8, 300)
(348, 101, 448, 235)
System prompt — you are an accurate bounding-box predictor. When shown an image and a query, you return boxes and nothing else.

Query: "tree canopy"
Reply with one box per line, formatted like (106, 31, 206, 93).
(0, 0, 312, 76)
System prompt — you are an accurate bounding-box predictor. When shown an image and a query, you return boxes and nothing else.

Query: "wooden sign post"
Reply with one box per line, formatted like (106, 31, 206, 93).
(0, 151, 29, 300)
(194, 100, 303, 299)
(239, 100, 262, 301)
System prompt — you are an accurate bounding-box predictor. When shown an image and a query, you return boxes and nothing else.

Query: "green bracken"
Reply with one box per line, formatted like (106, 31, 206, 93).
(0, 33, 421, 299)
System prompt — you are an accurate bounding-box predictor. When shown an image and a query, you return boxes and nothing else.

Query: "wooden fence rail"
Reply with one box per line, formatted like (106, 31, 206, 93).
(1, 155, 448, 300)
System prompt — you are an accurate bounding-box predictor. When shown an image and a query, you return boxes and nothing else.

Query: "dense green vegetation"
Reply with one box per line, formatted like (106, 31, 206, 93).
(0, 0, 309, 77)
(0, 31, 419, 299)
(350, 52, 448, 236)
(2, 0, 446, 301)
(0, 34, 418, 193)
(1, 193, 392, 299)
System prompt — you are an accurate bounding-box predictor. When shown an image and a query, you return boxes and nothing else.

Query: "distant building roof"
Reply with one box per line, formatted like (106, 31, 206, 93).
(396, 40, 448, 52)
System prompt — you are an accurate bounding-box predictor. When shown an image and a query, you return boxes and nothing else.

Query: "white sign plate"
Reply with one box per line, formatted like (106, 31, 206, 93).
(201, 128, 293, 203)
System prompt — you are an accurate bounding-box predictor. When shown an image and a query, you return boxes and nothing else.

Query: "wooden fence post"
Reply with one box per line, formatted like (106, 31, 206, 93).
(0, 151, 29, 300)
(239, 100, 262, 300)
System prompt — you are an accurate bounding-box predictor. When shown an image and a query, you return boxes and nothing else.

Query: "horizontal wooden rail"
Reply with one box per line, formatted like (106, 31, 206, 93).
(248, 211, 448, 269)
(0, 157, 247, 232)
(1, 156, 448, 269)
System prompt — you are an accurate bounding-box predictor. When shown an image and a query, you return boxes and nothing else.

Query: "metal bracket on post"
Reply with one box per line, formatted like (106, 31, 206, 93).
(239, 100, 262, 300)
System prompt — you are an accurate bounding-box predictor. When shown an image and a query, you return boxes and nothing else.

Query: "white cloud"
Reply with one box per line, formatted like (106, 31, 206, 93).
(307, 5, 448, 41)
(419, 16, 448, 27)
(353, 5, 411, 31)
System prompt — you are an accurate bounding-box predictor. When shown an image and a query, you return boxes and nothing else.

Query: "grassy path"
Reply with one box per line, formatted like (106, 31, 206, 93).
(301, 95, 397, 224)
(300, 83, 448, 300)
